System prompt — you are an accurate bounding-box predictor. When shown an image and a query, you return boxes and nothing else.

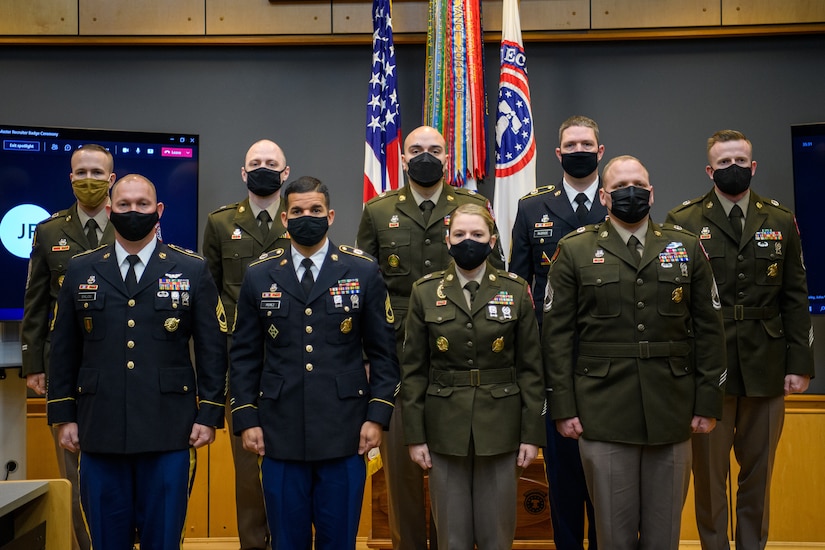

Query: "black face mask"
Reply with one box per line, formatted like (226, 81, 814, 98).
(609, 186, 651, 225)
(406, 152, 444, 187)
(109, 210, 159, 242)
(712, 164, 752, 195)
(449, 238, 493, 270)
(288, 215, 329, 247)
(246, 167, 284, 197)
(561, 151, 599, 179)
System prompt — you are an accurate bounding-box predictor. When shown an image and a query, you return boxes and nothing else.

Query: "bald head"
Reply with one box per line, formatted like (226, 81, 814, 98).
(404, 126, 445, 152)
(244, 139, 287, 171)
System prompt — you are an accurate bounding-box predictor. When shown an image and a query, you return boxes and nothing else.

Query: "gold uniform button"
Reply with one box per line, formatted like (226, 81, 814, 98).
(127, 361, 135, 370)
(306, 363, 314, 372)
(358, 389, 364, 396)
(305, 326, 313, 334)
(128, 299, 136, 307)
(305, 308, 312, 316)
(83, 303, 89, 309)
(183, 385, 189, 392)
(127, 340, 135, 349)
(172, 303, 178, 309)
(306, 345, 313, 353)
(128, 319, 136, 328)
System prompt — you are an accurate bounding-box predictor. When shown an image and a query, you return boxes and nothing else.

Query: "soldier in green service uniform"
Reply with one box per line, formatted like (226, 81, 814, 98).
(401, 203, 545, 549)
(202, 139, 291, 550)
(543, 155, 726, 550)
(666, 130, 814, 550)
(357, 125, 504, 550)
(21, 143, 116, 550)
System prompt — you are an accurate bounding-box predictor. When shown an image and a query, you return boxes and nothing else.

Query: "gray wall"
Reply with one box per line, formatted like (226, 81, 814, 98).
(1, 34, 823, 390)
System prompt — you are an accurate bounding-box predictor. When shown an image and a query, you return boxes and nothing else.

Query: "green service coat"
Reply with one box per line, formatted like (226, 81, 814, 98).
(21, 203, 115, 377)
(202, 197, 289, 333)
(542, 219, 726, 445)
(401, 262, 546, 456)
(666, 189, 814, 396)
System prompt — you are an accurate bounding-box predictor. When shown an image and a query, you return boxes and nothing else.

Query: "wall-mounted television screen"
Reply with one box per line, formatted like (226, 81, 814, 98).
(0, 124, 199, 321)
(791, 122, 825, 314)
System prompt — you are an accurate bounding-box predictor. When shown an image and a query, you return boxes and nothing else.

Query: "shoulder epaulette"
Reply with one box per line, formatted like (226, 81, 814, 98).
(453, 187, 479, 196)
(520, 184, 556, 201)
(497, 269, 527, 284)
(209, 202, 242, 215)
(659, 222, 695, 236)
(40, 209, 71, 225)
(755, 197, 793, 215)
(71, 244, 109, 259)
(338, 244, 374, 262)
(367, 188, 402, 204)
(672, 196, 704, 212)
(416, 270, 446, 286)
(168, 243, 204, 260)
(249, 247, 285, 266)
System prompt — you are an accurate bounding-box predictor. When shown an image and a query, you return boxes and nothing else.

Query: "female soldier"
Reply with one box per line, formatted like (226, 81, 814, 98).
(401, 203, 546, 549)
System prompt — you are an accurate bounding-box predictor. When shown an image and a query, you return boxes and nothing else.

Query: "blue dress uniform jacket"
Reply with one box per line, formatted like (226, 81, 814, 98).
(509, 183, 607, 317)
(22, 203, 115, 377)
(229, 243, 399, 461)
(543, 220, 726, 445)
(46, 242, 227, 453)
(666, 190, 815, 395)
(401, 263, 546, 456)
(203, 197, 290, 334)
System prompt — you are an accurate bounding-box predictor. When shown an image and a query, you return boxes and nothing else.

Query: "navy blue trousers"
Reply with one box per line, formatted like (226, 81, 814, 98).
(261, 454, 366, 550)
(79, 448, 195, 550)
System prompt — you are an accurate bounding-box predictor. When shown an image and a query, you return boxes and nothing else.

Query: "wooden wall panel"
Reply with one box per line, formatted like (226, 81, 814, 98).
(0, 0, 77, 35)
(207, 0, 331, 35)
(333, 0, 589, 35)
(79, 0, 205, 35)
(482, 0, 590, 32)
(208, 428, 239, 538)
(723, 0, 825, 25)
(592, 0, 720, 29)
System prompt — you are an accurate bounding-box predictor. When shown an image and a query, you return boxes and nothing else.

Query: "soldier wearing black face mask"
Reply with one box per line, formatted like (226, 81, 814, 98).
(357, 125, 504, 550)
(230, 176, 398, 550)
(544, 155, 726, 550)
(48, 174, 227, 550)
(202, 139, 292, 550)
(667, 130, 814, 550)
(509, 115, 604, 550)
(401, 203, 545, 550)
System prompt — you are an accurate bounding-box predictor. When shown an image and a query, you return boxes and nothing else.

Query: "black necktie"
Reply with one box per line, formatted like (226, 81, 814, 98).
(464, 281, 480, 305)
(257, 210, 272, 241)
(420, 200, 435, 224)
(627, 236, 641, 266)
(125, 255, 140, 295)
(85, 219, 99, 248)
(300, 257, 315, 296)
(574, 193, 589, 222)
(729, 204, 744, 242)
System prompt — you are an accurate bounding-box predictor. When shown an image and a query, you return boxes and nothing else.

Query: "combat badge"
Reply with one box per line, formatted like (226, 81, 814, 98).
(232, 228, 242, 240)
(341, 317, 353, 334)
(492, 336, 504, 353)
(767, 263, 778, 278)
(436, 336, 449, 352)
(164, 317, 180, 332)
(672, 287, 683, 304)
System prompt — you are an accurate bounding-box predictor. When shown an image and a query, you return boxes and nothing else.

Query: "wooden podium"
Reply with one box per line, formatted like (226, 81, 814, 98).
(0, 480, 72, 550)
(368, 457, 555, 549)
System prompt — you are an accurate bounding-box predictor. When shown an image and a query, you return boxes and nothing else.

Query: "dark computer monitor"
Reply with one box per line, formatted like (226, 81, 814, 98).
(0, 124, 200, 321)
(791, 122, 825, 314)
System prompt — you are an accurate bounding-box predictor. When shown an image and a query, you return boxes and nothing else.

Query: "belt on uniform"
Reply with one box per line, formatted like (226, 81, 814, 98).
(722, 305, 778, 321)
(432, 367, 515, 387)
(389, 296, 409, 312)
(578, 341, 690, 359)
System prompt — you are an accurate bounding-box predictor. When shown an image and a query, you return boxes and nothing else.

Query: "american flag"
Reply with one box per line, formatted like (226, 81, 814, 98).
(493, 0, 536, 264)
(363, 0, 403, 202)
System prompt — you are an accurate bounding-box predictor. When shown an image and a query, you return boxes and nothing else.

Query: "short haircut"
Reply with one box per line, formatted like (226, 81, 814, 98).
(449, 203, 496, 236)
(110, 174, 157, 201)
(601, 155, 648, 184)
(282, 176, 330, 209)
(707, 129, 752, 154)
(558, 115, 600, 144)
(72, 143, 114, 172)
